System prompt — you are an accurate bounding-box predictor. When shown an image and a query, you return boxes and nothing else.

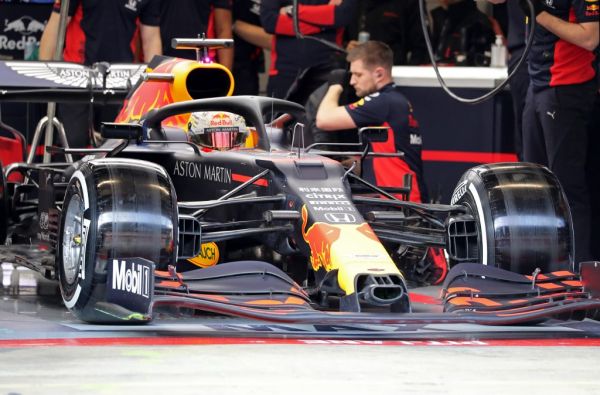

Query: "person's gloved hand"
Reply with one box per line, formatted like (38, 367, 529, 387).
(519, 0, 548, 17)
(328, 69, 350, 87)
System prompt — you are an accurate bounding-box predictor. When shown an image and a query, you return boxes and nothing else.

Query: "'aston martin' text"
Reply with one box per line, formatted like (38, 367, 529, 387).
(173, 160, 232, 183)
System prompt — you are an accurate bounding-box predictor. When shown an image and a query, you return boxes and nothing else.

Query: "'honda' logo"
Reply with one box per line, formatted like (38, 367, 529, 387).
(324, 212, 356, 223)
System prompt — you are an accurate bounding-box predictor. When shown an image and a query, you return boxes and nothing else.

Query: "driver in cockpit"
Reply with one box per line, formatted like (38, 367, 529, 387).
(188, 111, 249, 150)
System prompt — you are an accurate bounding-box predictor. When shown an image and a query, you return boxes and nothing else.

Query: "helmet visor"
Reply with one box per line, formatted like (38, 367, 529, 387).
(188, 111, 248, 150)
(190, 126, 245, 150)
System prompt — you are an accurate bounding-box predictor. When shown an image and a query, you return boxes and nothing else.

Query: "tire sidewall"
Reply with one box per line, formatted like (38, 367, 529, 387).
(452, 171, 494, 267)
(452, 163, 573, 273)
(57, 167, 97, 313)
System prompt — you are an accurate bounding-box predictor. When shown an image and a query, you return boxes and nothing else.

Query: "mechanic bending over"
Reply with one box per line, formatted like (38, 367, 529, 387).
(315, 41, 427, 204)
(492, 0, 599, 264)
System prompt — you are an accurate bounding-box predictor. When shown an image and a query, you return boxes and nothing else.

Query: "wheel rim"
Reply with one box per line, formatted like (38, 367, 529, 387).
(62, 194, 84, 285)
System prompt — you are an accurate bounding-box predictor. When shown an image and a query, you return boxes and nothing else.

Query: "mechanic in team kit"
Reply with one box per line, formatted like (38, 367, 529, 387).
(260, 0, 357, 99)
(39, 0, 162, 148)
(160, 0, 233, 70)
(315, 40, 427, 203)
(517, 0, 598, 265)
(232, 0, 272, 95)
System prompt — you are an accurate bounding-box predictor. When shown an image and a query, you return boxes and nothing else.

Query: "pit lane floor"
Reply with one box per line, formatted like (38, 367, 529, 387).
(2, 263, 600, 394)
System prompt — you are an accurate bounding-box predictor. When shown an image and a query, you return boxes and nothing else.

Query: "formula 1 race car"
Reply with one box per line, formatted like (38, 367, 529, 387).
(1, 40, 599, 325)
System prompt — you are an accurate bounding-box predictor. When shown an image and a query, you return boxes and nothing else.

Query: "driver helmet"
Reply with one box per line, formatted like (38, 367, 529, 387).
(187, 111, 248, 150)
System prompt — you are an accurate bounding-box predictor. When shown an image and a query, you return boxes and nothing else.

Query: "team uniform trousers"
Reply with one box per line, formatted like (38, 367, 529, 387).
(523, 78, 597, 263)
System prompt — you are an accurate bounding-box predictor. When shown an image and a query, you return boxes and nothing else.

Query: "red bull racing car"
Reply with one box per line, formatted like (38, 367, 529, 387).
(1, 40, 600, 325)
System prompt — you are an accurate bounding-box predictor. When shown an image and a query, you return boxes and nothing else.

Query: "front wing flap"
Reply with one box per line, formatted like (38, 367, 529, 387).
(149, 260, 600, 326)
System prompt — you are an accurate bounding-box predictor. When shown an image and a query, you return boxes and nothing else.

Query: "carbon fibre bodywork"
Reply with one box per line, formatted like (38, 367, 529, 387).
(0, 55, 592, 325)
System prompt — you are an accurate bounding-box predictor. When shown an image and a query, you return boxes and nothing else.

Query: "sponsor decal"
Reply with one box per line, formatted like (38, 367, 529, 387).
(6, 62, 144, 89)
(324, 212, 356, 223)
(173, 160, 202, 179)
(107, 258, 154, 314)
(78, 219, 90, 280)
(111, 259, 151, 298)
(586, 4, 599, 15)
(4, 16, 45, 35)
(409, 133, 422, 145)
(250, 0, 261, 15)
(348, 98, 365, 110)
(58, 68, 89, 79)
(0, 34, 37, 52)
(205, 126, 239, 133)
(172, 160, 232, 183)
(188, 242, 220, 268)
(204, 164, 232, 183)
(125, 0, 141, 12)
(298, 186, 356, 213)
(210, 113, 234, 127)
(1, 16, 45, 58)
(450, 180, 468, 205)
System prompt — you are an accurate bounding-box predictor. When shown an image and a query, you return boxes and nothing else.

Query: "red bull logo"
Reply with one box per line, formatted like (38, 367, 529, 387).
(210, 113, 234, 127)
(348, 98, 365, 110)
(301, 206, 341, 271)
(300, 205, 405, 295)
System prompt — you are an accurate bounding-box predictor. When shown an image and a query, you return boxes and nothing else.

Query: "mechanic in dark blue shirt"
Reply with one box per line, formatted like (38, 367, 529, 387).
(510, 0, 598, 264)
(160, 0, 233, 70)
(40, 0, 162, 65)
(315, 40, 427, 203)
(232, 0, 271, 95)
(260, 0, 357, 99)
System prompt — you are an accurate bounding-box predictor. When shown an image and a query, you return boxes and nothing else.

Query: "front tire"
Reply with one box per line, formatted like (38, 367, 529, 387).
(57, 159, 177, 323)
(450, 163, 573, 274)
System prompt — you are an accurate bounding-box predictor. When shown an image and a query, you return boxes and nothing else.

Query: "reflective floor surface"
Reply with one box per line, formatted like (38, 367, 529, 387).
(2, 263, 600, 394)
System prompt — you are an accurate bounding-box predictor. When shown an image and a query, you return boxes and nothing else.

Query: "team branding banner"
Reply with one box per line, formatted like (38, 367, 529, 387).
(1, 3, 52, 60)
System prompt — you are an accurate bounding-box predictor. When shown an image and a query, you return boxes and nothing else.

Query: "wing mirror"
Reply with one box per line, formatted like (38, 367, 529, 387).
(101, 122, 144, 141)
(359, 126, 389, 144)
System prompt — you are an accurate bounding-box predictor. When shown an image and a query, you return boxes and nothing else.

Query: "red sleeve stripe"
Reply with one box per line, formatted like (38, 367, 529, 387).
(298, 4, 335, 25)
(274, 15, 321, 35)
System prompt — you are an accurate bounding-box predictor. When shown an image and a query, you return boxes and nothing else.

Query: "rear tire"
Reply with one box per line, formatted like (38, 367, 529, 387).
(451, 163, 573, 274)
(57, 159, 177, 323)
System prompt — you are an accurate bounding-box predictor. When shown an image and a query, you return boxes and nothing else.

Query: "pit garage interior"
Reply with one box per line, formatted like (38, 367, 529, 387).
(2, 0, 600, 394)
